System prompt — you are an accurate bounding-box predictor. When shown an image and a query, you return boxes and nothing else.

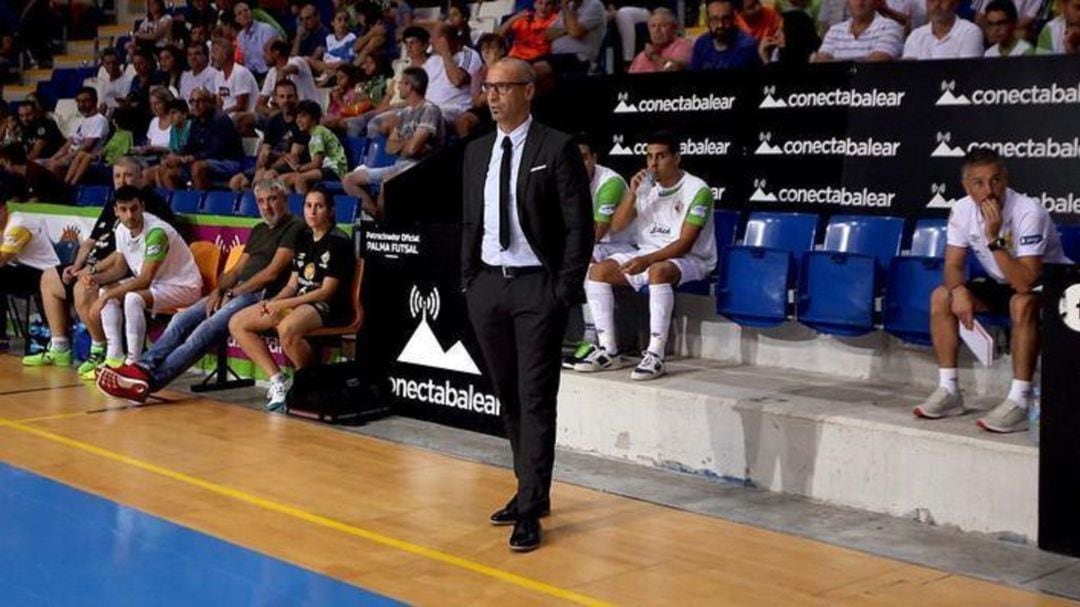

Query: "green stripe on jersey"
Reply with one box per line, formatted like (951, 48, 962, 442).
(684, 187, 714, 228)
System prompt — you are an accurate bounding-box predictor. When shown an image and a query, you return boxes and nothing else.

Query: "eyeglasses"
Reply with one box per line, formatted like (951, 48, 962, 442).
(481, 81, 530, 94)
(986, 19, 1011, 26)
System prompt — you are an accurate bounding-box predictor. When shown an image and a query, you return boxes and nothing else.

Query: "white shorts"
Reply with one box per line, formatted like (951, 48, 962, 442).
(606, 253, 710, 292)
(149, 284, 202, 313)
(592, 241, 636, 263)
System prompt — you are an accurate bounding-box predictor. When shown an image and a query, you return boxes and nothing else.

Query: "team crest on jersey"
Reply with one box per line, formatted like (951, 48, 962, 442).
(319, 250, 331, 268)
(303, 263, 316, 281)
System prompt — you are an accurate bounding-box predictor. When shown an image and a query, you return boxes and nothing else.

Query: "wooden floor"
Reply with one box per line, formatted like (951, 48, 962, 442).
(0, 356, 1072, 606)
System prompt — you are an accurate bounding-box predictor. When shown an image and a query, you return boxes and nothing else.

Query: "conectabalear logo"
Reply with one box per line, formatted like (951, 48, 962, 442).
(609, 134, 732, 157)
(613, 90, 736, 114)
(754, 131, 900, 157)
(749, 178, 895, 207)
(930, 131, 1080, 159)
(935, 79, 1080, 106)
(926, 182, 956, 209)
(759, 84, 906, 109)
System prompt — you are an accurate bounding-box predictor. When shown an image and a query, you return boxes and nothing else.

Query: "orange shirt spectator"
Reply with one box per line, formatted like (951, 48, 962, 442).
(738, 0, 782, 40)
(501, 0, 560, 61)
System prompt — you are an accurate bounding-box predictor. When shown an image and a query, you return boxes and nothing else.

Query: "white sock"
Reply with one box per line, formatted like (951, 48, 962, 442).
(586, 280, 617, 354)
(1008, 379, 1032, 408)
(101, 299, 124, 360)
(124, 293, 148, 363)
(49, 336, 70, 352)
(939, 368, 959, 395)
(581, 303, 597, 344)
(90, 340, 106, 352)
(646, 283, 674, 358)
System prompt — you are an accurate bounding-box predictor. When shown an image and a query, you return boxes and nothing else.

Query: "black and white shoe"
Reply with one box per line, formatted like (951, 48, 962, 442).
(630, 351, 665, 381)
(572, 344, 630, 372)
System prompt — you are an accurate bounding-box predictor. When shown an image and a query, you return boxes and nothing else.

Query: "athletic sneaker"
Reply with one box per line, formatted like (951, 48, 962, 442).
(77, 350, 107, 380)
(977, 398, 1029, 433)
(562, 341, 595, 370)
(95, 367, 149, 404)
(630, 351, 665, 381)
(266, 379, 290, 413)
(913, 387, 965, 419)
(22, 348, 73, 367)
(114, 363, 152, 386)
(572, 344, 629, 373)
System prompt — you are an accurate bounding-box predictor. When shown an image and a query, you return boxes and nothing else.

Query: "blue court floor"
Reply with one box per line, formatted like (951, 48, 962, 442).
(0, 462, 402, 606)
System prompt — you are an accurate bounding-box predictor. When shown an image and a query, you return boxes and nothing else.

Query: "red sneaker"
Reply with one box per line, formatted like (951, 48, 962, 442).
(95, 367, 149, 404)
(114, 362, 151, 384)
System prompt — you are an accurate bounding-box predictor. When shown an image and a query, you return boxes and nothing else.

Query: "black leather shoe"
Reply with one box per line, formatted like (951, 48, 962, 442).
(509, 517, 541, 552)
(489, 497, 551, 526)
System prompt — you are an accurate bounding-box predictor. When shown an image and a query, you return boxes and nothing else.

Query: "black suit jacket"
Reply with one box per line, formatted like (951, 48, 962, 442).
(461, 121, 594, 305)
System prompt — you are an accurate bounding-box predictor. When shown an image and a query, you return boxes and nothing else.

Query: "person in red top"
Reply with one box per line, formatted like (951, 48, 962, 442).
(628, 8, 694, 73)
(738, 0, 782, 41)
(500, 0, 560, 61)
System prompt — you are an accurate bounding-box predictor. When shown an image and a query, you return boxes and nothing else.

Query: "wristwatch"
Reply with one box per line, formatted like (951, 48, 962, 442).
(988, 237, 1007, 252)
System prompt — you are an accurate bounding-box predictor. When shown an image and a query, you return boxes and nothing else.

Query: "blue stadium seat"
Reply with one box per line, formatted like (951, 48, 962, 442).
(154, 188, 173, 207)
(170, 190, 204, 215)
(713, 209, 740, 251)
(202, 191, 239, 215)
(716, 212, 818, 327)
(287, 193, 305, 216)
(34, 81, 58, 112)
(53, 240, 79, 266)
(797, 215, 905, 336)
(75, 185, 112, 207)
(332, 195, 358, 225)
(1059, 225, 1080, 262)
(239, 191, 259, 217)
(364, 135, 397, 168)
(344, 136, 368, 168)
(322, 180, 345, 196)
(883, 219, 948, 346)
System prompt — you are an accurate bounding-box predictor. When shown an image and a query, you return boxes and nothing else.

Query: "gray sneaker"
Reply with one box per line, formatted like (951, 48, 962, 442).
(977, 398, 1029, 433)
(572, 345, 629, 372)
(630, 351, 665, 381)
(913, 387, 965, 419)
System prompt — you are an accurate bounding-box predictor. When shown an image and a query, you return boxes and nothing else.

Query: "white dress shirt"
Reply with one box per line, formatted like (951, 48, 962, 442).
(902, 18, 984, 60)
(481, 116, 543, 268)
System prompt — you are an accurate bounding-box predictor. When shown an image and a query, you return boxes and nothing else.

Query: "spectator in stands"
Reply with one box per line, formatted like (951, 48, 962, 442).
(739, 0, 782, 40)
(181, 42, 220, 103)
(759, 10, 822, 65)
(1038, 0, 1080, 54)
(812, 0, 904, 61)
(292, 3, 330, 65)
(323, 64, 371, 131)
(117, 48, 165, 133)
(85, 185, 202, 369)
(343, 67, 444, 218)
(235, 2, 280, 77)
(902, 0, 983, 59)
(182, 0, 219, 29)
(352, 2, 392, 65)
(280, 100, 348, 193)
(425, 23, 483, 124)
(0, 195, 63, 356)
(973, 0, 1040, 40)
(984, 0, 1035, 57)
(230, 80, 304, 191)
(0, 106, 17, 147)
(629, 8, 693, 73)
(915, 148, 1071, 433)
(211, 35, 260, 120)
(130, 0, 173, 54)
(562, 134, 634, 369)
(158, 45, 187, 95)
(229, 186, 357, 412)
(345, 24, 429, 134)
(501, 0, 559, 62)
(456, 33, 507, 137)
(17, 101, 64, 161)
(130, 87, 177, 162)
(96, 48, 133, 114)
(310, 9, 357, 77)
(45, 87, 108, 184)
(609, 0, 653, 71)
(0, 142, 70, 202)
(576, 130, 716, 381)
(96, 179, 306, 404)
(546, 0, 608, 74)
(165, 98, 192, 153)
(447, 0, 474, 46)
(150, 87, 245, 190)
(258, 39, 319, 122)
(877, 0, 923, 33)
(690, 0, 762, 70)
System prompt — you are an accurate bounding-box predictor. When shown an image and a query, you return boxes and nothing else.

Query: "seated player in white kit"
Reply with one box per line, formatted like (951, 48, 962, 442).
(575, 130, 717, 381)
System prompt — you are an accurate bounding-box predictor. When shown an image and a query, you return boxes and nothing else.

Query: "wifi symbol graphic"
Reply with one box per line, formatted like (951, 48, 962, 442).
(409, 286, 441, 321)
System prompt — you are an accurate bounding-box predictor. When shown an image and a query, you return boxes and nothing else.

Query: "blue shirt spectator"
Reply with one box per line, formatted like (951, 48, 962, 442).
(690, 0, 762, 70)
(184, 109, 244, 161)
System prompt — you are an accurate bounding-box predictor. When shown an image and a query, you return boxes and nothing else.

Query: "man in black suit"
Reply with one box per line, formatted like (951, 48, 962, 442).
(461, 58, 594, 552)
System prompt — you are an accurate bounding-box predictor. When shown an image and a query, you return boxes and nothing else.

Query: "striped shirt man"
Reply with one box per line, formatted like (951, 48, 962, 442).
(816, 13, 904, 61)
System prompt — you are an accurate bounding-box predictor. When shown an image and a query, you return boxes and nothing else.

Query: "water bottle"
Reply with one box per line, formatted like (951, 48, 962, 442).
(1028, 387, 1041, 446)
(637, 170, 655, 197)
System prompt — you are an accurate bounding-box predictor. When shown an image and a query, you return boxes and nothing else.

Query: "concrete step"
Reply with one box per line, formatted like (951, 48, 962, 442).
(52, 54, 96, 69)
(66, 39, 99, 56)
(556, 359, 1037, 542)
(22, 69, 54, 85)
(97, 24, 132, 39)
(4, 84, 36, 102)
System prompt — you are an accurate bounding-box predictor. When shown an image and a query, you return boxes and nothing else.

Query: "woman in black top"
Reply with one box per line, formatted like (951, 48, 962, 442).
(229, 185, 357, 411)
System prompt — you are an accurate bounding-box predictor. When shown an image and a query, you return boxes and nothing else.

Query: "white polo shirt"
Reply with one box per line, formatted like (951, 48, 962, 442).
(902, 18, 984, 60)
(424, 48, 483, 116)
(180, 66, 220, 102)
(213, 63, 260, 113)
(260, 57, 319, 103)
(818, 13, 905, 61)
(1, 212, 61, 271)
(96, 73, 133, 110)
(946, 188, 1071, 284)
(985, 39, 1034, 57)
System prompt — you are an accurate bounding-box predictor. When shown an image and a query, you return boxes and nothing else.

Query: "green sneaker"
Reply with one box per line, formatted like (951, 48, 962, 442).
(78, 350, 107, 380)
(561, 341, 595, 370)
(22, 348, 73, 367)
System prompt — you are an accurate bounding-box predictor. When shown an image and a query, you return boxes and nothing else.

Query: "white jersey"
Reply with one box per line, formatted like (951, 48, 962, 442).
(114, 212, 202, 292)
(947, 187, 1071, 284)
(180, 67, 220, 102)
(591, 164, 632, 246)
(261, 57, 319, 104)
(634, 171, 717, 270)
(213, 64, 259, 113)
(1, 212, 61, 271)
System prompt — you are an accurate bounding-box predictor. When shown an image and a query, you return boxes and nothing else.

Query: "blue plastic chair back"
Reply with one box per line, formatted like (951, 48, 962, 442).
(202, 191, 239, 216)
(76, 185, 112, 207)
(332, 195, 358, 225)
(910, 219, 948, 258)
(239, 191, 259, 217)
(822, 215, 905, 273)
(288, 193, 305, 217)
(34, 81, 58, 112)
(53, 240, 79, 265)
(713, 210, 740, 250)
(344, 136, 368, 168)
(170, 190, 204, 215)
(154, 188, 173, 207)
(742, 212, 818, 255)
(364, 135, 397, 168)
(797, 252, 878, 336)
(884, 255, 943, 345)
(1059, 225, 1080, 263)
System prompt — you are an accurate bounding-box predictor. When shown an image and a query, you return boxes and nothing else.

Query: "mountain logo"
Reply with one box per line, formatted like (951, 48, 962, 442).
(760, 85, 787, 108)
(935, 80, 971, 106)
(930, 131, 965, 157)
(749, 178, 778, 202)
(926, 183, 955, 209)
(613, 92, 637, 113)
(609, 135, 634, 156)
(396, 286, 481, 375)
(754, 132, 782, 155)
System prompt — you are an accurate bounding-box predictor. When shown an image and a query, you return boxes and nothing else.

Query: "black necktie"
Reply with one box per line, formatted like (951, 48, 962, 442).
(499, 136, 513, 251)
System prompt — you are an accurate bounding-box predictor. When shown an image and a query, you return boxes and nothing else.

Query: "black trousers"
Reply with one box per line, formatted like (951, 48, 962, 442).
(466, 267, 569, 517)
